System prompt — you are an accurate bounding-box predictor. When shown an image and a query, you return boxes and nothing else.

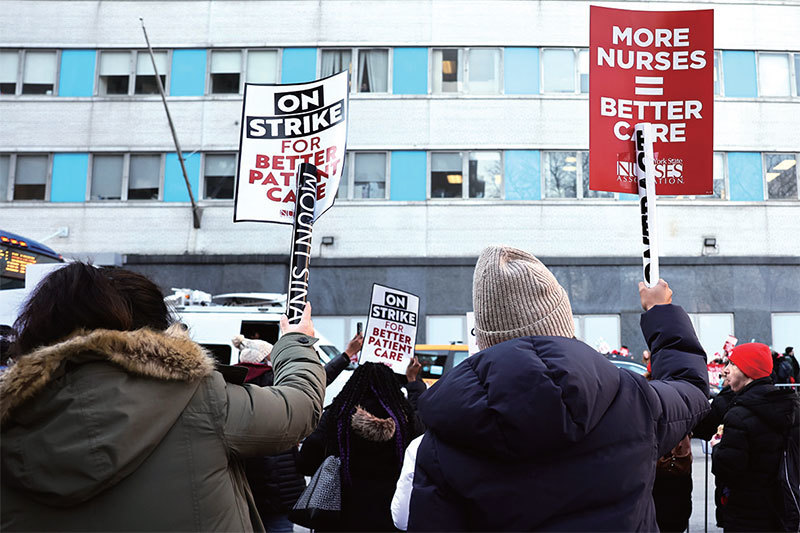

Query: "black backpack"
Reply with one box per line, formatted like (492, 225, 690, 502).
(775, 417, 800, 532)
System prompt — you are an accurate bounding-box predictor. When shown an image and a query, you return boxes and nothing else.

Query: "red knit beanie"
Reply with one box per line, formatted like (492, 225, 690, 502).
(728, 343, 773, 379)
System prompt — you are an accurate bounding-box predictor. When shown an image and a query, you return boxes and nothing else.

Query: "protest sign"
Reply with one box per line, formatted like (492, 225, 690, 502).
(234, 71, 348, 223)
(360, 284, 419, 374)
(466, 311, 479, 356)
(590, 6, 714, 195)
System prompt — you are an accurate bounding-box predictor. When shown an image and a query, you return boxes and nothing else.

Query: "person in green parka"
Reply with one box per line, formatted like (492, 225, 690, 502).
(0, 263, 325, 532)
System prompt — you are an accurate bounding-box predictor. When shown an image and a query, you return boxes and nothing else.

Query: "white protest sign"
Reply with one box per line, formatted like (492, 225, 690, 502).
(360, 284, 419, 374)
(234, 71, 349, 224)
(466, 311, 479, 356)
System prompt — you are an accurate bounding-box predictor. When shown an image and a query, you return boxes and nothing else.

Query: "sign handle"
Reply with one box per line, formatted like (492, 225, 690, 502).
(634, 123, 659, 288)
(286, 163, 319, 324)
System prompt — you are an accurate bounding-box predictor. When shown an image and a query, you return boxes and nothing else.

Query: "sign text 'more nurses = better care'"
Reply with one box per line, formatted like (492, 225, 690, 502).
(590, 6, 714, 195)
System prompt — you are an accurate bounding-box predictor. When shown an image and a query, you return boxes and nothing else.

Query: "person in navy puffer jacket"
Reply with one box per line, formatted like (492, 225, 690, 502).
(407, 245, 710, 532)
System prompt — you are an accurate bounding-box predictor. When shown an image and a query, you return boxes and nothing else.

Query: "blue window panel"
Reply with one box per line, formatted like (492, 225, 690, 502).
(504, 48, 539, 94)
(619, 193, 639, 201)
(722, 51, 757, 98)
(163, 152, 200, 202)
(50, 153, 88, 202)
(58, 50, 95, 97)
(504, 150, 541, 200)
(281, 48, 317, 84)
(393, 48, 428, 95)
(170, 49, 206, 96)
(390, 151, 427, 201)
(728, 152, 764, 201)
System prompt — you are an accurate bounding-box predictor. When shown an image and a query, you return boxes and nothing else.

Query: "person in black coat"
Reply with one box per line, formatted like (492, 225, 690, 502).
(407, 246, 710, 532)
(236, 332, 364, 532)
(297, 361, 425, 532)
(696, 342, 800, 532)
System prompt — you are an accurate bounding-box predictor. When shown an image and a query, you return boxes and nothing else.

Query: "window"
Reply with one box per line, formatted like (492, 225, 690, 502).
(543, 151, 610, 199)
(688, 313, 734, 361)
(772, 313, 800, 353)
(203, 153, 236, 199)
(764, 153, 799, 199)
(320, 49, 352, 80)
(245, 50, 279, 84)
(0, 50, 19, 95)
(128, 154, 161, 200)
(712, 152, 727, 199)
(90, 153, 163, 201)
(430, 151, 502, 199)
(796, 54, 800, 96)
(352, 152, 387, 199)
(758, 52, 791, 97)
(99, 51, 132, 95)
(0, 155, 9, 201)
(321, 48, 389, 93)
(134, 51, 168, 94)
(426, 315, 468, 344)
(91, 154, 124, 200)
(432, 48, 501, 94)
(337, 152, 388, 200)
(542, 48, 588, 94)
(210, 50, 241, 94)
(574, 315, 621, 351)
(714, 51, 722, 95)
(13, 155, 50, 200)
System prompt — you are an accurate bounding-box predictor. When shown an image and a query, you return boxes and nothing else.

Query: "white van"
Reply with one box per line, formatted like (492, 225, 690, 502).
(169, 289, 341, 366)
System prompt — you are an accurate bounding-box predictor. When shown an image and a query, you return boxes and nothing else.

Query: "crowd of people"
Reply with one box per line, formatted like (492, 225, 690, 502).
(0, 247, 798, 532)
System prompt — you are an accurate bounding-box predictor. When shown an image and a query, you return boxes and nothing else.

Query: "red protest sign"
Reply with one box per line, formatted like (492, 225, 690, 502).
(589, 6, 714, 195)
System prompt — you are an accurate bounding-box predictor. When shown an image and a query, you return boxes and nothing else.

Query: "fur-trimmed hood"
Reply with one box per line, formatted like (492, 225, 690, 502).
(0, 327, 215, 506)
(1, 325, 214, 424)
(351, 405, 396, 442)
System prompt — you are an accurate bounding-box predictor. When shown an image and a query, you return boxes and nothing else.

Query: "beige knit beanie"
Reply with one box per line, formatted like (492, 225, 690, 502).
(473, 245, 574, 350)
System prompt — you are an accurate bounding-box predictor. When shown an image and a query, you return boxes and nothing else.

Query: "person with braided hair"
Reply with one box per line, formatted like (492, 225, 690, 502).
(297, 361, 425, 531)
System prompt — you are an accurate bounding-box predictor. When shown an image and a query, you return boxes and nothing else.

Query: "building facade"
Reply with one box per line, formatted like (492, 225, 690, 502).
(1, 0, 799, 356)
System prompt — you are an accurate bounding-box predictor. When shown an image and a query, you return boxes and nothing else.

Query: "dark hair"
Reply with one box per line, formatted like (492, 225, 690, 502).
(11, 263, 169, 357)
(327, 362, 415, 485)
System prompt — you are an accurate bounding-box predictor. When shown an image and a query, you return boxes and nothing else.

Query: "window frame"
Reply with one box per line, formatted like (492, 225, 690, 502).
(7, 153, 53, 201)
(96, 49, 171, 97)
(771, 312, 800, 352)
(87, 152, 164, 202)
(540, 47, 588, 95)
(541, 150, 611, 200)
(207, 49, 243, 96)
(687, 312, 735, 360)
(756, 50, 796, 98)
(2, 49, 61, 96)
(338, 151, 390, 200)
(714, 50, 724, 96)
(762, 152, 800, 201)
(200, 152, 238, 201)
(427, 150, 504, 200)
(429, 47, 503, 95)
(243, 48, 282, 85)
(425, 314, 468, 344)
(573, 314, 621, 351)
(318, 47, 392, 94)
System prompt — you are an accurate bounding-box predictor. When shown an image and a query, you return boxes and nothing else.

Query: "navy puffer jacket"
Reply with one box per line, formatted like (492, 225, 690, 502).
(408, 304, 710, 531)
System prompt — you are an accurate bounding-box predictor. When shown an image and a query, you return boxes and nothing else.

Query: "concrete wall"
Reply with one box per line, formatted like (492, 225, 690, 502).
(4, 201, 799, 257)
(3, 1, 799, 50)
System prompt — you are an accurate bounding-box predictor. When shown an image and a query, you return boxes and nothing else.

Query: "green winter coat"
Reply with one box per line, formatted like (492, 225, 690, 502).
(0, 327, 325, 532)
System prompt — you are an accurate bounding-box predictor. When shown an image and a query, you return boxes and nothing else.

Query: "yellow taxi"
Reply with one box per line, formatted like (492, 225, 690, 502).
(414, 344, 471, 388)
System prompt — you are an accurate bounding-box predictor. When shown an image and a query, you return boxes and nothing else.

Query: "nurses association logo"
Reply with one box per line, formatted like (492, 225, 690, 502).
(616, 154, 685, 185)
